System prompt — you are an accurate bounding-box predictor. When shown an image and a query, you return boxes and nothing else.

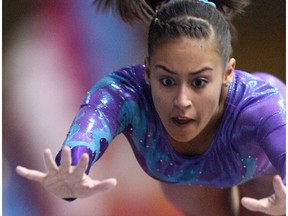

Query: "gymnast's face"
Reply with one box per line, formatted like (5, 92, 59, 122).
(145, 36, 235, 149)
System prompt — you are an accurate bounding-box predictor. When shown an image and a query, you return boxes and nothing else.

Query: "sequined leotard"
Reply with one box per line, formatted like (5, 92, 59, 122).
(56, 64, 286, 188)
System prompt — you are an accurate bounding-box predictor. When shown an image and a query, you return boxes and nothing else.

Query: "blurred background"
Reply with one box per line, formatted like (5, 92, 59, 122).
(3, 0, 285, 215)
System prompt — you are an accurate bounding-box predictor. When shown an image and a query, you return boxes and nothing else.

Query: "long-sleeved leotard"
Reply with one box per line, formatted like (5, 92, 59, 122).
(56, 64, 286, 188)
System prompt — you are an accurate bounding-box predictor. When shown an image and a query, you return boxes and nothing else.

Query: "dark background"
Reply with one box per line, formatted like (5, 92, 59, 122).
(232, 0, 285, 81)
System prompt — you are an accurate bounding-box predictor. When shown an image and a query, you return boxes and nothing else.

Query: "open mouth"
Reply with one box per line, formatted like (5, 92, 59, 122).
(172, 117, 194, 126)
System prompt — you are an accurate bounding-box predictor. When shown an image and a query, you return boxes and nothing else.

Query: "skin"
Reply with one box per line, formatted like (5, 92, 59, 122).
(16, 36, 285, 215)
(145, 36, 234, 156)
(144, 36, 285, 215)
(16, 147, 117, 199)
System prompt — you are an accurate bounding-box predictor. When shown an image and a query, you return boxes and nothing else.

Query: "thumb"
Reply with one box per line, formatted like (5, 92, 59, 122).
(93, 178, 117, 192)
(241, 197, 264, 212)
(272, 175, 286, 198)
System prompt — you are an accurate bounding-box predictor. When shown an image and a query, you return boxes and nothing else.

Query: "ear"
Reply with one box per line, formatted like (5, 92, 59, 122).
(224, 58, 236, 85)
(144, 56, 151, 82)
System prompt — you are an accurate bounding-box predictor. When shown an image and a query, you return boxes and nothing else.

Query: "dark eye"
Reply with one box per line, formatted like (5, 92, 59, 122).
(160, 77, 176, 86)
(191, 78, 208, 88)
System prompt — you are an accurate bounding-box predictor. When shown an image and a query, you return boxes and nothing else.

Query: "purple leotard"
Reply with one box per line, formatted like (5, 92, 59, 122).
(56, 64, 286, 188)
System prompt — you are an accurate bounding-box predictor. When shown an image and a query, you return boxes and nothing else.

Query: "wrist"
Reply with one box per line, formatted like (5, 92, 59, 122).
(63, 197, 77, 202)
(55, 146, 95, 174)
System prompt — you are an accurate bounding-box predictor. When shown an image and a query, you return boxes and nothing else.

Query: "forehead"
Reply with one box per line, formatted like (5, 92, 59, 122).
(151, 36, 220, 62)
(149, 37, 224, 75)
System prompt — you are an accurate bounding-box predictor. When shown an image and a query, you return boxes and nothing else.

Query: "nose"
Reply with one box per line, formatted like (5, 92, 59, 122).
(173, 85, 193, 109)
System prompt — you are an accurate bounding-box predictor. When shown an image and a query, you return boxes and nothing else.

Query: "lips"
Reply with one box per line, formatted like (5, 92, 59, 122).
(171, 116, 194, 126)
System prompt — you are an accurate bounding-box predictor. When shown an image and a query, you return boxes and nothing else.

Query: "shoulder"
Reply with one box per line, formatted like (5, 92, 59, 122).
(227, 70, 285, 114)
(110, 64, 146, 80)
(226, 70, 285, 136)
(88, 65, 145, 95)
(95, 64, 146, 88)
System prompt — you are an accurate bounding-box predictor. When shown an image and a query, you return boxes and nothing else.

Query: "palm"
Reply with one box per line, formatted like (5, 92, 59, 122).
(16, 147, 117, 199)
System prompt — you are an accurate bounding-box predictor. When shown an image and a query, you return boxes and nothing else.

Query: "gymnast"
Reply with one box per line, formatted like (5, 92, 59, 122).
(16, 0, 286, 215)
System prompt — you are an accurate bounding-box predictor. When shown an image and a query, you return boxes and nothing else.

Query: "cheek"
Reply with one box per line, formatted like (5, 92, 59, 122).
(150, 86, 172, 116)
(199, 98, 218, 115)
(196, 89, 222, 116)
(152, 91, 165, 110)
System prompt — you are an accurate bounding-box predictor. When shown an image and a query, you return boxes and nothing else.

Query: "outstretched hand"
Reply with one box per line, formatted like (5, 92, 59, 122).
(16, 146, 117, 199)
(241, 175, 286, 216)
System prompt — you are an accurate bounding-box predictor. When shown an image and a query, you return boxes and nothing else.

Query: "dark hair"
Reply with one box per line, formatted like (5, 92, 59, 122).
(93, 0, 250, 29)
(93, 0, 250, 63)
(148, 0, 232, 63)
(93, 0, 154, 24)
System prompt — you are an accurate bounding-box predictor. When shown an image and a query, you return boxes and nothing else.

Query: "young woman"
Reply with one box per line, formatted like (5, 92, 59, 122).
(16, 1, 286, 215)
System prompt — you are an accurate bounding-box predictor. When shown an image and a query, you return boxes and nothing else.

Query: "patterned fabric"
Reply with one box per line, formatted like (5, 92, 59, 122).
(56, 64, 286, 188)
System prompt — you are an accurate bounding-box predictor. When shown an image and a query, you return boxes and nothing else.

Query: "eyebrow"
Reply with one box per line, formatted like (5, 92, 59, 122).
(155, 64, 212, 75)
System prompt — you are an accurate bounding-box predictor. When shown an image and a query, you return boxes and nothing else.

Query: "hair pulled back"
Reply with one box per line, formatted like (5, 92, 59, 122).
(93, 0, 250, 63)
(93, 0, 250, 31)
(148, 0, 232, 63)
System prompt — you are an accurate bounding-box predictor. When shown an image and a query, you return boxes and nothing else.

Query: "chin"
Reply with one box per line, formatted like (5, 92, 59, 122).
(169, 133, 195, 143)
